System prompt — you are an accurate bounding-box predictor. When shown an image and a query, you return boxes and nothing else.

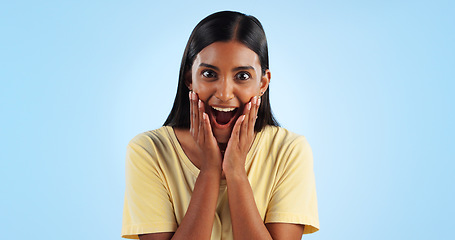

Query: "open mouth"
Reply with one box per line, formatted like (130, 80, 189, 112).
(209, 106, 239, 127)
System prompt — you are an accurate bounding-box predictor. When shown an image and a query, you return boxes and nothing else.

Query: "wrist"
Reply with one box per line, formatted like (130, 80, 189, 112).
(223, 165, 247, 181)
(199, 167, 222, 179)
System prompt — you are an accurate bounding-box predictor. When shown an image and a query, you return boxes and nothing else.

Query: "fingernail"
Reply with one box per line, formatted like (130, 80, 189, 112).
(247, 102, 251, 110)
(198, 99, 202, 108)
(257, 98, 261, 106)
(241, 115, 246, 121)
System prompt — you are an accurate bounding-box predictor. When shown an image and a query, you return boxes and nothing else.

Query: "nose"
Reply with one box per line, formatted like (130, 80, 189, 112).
(215, 78, 234, 102)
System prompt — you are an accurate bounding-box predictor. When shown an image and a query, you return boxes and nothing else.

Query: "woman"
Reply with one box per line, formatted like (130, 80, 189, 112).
(122, 11, 319, 240)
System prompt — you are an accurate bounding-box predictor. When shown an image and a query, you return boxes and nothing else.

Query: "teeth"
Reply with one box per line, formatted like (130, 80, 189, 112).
(212, 106, 236, 112)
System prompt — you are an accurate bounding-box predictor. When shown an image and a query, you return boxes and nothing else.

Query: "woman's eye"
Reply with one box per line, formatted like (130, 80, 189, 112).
(236, 72, 251, 81)
(202, 70, 217, 78)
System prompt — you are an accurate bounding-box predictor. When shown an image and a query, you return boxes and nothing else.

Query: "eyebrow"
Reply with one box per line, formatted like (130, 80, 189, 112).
(233, 66, 255, 72)
(199, 63, 255, 72)
(199, 63, 219, 71)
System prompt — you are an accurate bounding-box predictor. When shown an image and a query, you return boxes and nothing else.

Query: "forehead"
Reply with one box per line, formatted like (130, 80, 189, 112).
(194, 41, 260, 68)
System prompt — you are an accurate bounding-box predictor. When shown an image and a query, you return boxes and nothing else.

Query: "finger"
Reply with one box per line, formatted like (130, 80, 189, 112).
(189, 91, 194, 136)
(256, 96, 261, 119)
(231, 114, 246, 146)
(198, 99, 205, 144)
(202, 112, 216, 145)
(240, 101, 251, 145)
(193, 92, 200, 138)
(248, 96, 259, 138)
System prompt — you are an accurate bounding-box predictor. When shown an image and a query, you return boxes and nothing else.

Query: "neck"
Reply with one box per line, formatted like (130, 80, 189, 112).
(218, 142, 227, 157)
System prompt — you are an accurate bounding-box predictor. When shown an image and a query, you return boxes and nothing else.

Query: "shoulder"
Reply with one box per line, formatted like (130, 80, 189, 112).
(128, 126, 172, 149)
(260, 125, 311, 151)
(126, 126, 175, 164)
(258, 126, 313, 168)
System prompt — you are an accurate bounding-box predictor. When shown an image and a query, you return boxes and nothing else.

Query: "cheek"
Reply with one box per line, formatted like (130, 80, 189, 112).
(191, 82, 211, 101)
(238, 87, 260, 103)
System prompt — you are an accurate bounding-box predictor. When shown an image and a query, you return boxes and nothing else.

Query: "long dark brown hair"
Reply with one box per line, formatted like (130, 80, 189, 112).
(164, 11, 279, 131)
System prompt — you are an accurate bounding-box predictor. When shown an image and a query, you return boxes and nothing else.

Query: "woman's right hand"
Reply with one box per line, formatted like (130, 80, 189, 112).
(189, 91, 222, 173)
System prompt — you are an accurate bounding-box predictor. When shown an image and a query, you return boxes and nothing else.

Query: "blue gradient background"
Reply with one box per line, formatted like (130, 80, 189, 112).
(1, 1, 453, 239)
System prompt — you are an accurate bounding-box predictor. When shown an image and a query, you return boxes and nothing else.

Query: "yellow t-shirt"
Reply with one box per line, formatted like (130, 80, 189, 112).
(122, 125, 319, 239)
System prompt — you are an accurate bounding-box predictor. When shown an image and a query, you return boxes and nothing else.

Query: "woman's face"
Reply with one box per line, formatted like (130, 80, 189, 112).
(188, 41, 270, 143)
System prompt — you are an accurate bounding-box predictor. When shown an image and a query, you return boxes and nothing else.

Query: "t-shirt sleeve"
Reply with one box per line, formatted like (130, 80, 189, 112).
(265, 135, 320, 234)
(121, 136, 177, 239)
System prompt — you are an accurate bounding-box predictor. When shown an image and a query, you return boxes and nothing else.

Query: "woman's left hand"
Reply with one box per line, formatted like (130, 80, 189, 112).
(222, 96, 260, 177)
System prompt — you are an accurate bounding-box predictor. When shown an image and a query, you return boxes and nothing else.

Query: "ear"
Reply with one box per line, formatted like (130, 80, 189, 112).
(184, 70, 192, 90)
(260, 69, 271, 95)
